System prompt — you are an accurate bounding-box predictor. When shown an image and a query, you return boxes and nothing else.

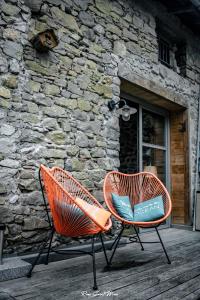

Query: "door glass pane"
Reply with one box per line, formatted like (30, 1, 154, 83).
(143, 110, 165, 146)
(119, 102, 139, 174)
(143, 146, 166, 184)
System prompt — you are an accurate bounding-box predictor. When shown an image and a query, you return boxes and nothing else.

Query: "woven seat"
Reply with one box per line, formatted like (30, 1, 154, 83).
(27, 165, 112, 290)
(103, 171, 172, 266)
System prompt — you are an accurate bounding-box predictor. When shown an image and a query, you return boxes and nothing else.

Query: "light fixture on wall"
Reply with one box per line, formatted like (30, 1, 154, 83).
(108, 99, 137, 121)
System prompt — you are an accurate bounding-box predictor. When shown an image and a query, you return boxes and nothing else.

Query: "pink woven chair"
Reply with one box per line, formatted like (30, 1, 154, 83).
(27, 165, 112, 290)
(103, 171, 172, 267)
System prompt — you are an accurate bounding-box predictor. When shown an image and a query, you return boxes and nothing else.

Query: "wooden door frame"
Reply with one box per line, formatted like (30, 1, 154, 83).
(121, 91, 191, 226)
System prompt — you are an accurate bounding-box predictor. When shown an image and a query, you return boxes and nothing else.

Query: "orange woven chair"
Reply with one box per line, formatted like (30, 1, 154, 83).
(27, 165, 112, 290)
(103, 171, 172, 267)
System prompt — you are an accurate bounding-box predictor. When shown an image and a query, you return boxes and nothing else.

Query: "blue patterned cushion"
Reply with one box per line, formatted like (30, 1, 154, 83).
(111, 193, 134, 221)
(133, 195, 164, 222)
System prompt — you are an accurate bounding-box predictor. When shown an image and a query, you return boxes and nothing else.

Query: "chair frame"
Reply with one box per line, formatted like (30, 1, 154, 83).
(103, 171, 172, 267)
(27, 165, 112, 290)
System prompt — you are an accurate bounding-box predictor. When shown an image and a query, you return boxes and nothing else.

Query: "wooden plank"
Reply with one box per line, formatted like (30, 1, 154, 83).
(170, 110, 189, 225)
(15, 250, 200, 300)
(1, 229, 200, 300)
(4, 232, 199, 299)
(28, 243, 200, 300)
(150, 275, 200, 300)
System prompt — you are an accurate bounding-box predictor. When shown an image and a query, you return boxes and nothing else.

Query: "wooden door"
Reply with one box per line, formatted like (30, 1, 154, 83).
(170, 110, 189, 224)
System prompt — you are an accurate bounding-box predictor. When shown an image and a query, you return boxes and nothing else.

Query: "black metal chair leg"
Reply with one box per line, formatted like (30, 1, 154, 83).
(27, 230, 51, 278)
(108, 225, 124, 266)
(155, 227, 171, 264)
(92, 235, 98, 290)
(109, 231, 121, 250)
(99, 233, 109, 266)
(45, 228, 55, 265)
(134, 226, 144, 251)
(109, 236, 118, 251)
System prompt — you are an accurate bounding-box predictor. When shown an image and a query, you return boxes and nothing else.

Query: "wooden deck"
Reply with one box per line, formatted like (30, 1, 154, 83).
(1, 228, 200, 300)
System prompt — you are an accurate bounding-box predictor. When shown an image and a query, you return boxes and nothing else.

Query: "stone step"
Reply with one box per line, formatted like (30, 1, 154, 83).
(0, 257, 31, 282)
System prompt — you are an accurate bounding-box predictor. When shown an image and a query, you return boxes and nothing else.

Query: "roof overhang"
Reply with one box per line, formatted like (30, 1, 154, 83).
(156, 0, 200, 35)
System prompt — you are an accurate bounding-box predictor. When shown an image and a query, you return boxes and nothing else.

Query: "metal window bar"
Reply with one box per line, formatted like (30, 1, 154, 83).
(158, 38, 170, 66)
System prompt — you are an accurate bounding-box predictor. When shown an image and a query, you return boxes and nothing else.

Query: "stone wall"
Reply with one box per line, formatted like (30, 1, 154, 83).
(0, 0, 199, 254)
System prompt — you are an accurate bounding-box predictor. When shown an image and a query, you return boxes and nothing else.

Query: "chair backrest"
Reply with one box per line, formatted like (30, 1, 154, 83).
(103, 171, 172, 224)
(40, 165, 111, 236)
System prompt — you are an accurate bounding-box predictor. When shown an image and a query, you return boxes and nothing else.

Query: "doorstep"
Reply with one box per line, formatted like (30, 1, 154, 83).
(0, 257, 31, 282)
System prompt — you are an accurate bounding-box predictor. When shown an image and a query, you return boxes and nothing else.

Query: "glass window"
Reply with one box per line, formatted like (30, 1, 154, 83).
(142, 110, 165, 146)
(119, 103, 139, 174)
(143, 146, 166, 184)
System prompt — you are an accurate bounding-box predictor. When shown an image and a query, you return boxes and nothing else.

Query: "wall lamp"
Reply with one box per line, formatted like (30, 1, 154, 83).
(108, 99, 137, 121)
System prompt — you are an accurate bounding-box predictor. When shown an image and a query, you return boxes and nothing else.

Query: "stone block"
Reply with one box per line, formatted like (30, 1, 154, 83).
(41, 118, 59, 130)
(0, 197, 6, 205)
(123, 28, 138, 42)
(3, 28, 20, 41)
(0, 87, 11, 99)
(9, 195, 19, 204)
(26, 61, 58, 76)
(0, 184, 7, 194)
(0, 124, 15, 136)
(75, 132, 89, 147)
(113, 41, 126, 57)
(47, 130, 66, 145)
(44, 84, 60, 96)
(74, 0, 89, 10)
(0, 56, 8, 74)
(20, 191, 43, 206)
(111, 2, 123, 16)
(91, 148, 105, 158)
(88, 83, 112, 98)
(18, 179, 37, 191)
(3, 41, 23, 60)
(79, 149, 91, 158)
(95, 0, 111, 14)
(44, 105, 66, 118)
(77, 99, 91, 112)
(59, 56, 72, 69)
(9, 59, 19, 74)
(27, 81, 41, 93)
(68, 82, 83, 96)
(55, 98, 77, 109)
(51, 7, 80, 32)
(27, 102, 39, 114)
(20, 129, 44, 143)
(106, 24, 121, 36)
(66, 145, 79, 156)
(61, 120, 71, 132)
(24, 0, 43, 12)
(43, 149, 67, 159)
(0, 137, 16, 154)
(0, 257, 31, 282)
(0, 159, 20, 169)
(71, 158, 85, 171)
(3, 75, 18, 89)
(79, 11, 95, 28)
(23, 217, 49, 230)
(0, 207, 14, 223)
(1, 3, 20, 16)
